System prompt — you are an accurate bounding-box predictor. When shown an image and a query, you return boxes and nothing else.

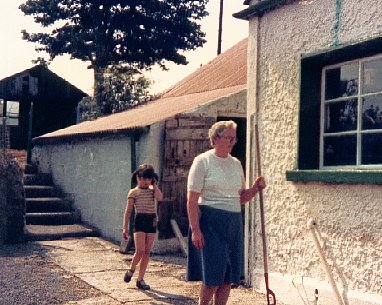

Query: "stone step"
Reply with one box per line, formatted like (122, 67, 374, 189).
(25, 224, 100, 241)
(18, 158, 101, 240)
(26, 197, 71, 213)
(24, 173, 53, 186)
(24, 185, 57, 198)
(25, 212, 78, 225)
(23, 163, 37, 175)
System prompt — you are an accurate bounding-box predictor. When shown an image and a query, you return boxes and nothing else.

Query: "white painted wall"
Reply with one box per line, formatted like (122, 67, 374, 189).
(33, 136, 135, 242)
(245, 1, 382, 304)
(136, 121, 165, 178)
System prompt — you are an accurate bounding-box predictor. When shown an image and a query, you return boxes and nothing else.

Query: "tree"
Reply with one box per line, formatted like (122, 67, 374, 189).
(77, 96, 98, 122)
(98, 63, 152, 114)
(20, 0, 209, 111)
(31, 57, 50, 67)
(77, 64, 151, 120)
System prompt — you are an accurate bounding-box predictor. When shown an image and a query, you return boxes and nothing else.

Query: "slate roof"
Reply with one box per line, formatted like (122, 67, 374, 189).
(34, 38, 247, 143)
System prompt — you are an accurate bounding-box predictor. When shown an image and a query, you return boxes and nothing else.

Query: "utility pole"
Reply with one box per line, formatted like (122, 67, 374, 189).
(217, 0, 224, 55)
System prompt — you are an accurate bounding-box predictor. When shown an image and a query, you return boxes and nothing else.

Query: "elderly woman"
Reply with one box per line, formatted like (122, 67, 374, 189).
(186, 120, 266, 305)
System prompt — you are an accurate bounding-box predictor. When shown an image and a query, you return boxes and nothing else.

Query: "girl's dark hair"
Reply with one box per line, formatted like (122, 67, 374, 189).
(131, 164, 158, 184)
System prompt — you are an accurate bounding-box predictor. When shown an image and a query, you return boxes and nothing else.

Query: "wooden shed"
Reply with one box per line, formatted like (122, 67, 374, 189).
(0, 65, 87, 150)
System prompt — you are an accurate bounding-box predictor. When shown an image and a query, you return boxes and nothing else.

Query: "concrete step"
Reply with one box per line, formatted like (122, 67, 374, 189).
(26, 224, 100, 241)
(23, 163, 37, 175)
(25, 212, 77, 225)
(24, 173, 53, 186)
(24, 185, 57, 198)
(20, 161, 101, 241)
(26, 197, 71, 213)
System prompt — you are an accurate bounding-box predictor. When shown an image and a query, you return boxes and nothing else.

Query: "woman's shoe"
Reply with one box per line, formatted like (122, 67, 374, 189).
(123, 269, 134, 283)
(136, 280, 150, 290)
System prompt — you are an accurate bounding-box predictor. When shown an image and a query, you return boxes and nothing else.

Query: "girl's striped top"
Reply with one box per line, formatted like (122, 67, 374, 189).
(127, 187, 156, 214)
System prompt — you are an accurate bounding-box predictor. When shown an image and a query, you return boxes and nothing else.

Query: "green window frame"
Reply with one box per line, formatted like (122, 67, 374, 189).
(286, 36, 382, 184)
(321, 56, 382, 168)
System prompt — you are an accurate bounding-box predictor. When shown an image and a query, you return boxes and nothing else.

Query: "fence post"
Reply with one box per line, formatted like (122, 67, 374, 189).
(27, 101, 34, 164)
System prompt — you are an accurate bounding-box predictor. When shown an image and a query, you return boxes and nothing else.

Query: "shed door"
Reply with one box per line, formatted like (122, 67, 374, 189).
(161, 115, 215, 234)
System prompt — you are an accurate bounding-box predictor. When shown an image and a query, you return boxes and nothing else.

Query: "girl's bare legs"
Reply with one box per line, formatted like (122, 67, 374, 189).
(129, 232, 146, 272)
(136, 232, 156, 281)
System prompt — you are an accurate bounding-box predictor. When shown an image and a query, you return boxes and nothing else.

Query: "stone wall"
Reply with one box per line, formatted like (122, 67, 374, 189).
(0, 158, 25, 244)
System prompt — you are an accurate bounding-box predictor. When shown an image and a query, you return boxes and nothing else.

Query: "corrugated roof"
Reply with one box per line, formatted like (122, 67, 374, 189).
(34, 38, 247, 143)
(161, 38, 247, 98)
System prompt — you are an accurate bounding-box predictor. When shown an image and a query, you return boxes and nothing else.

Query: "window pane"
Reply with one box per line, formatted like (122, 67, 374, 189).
(362, 133, 382, 164)
(362, 59, 382, 94)
(323, 135, 356, 166)
(361, 95, 382, 130)
(325, 64, 358, 99)
(324, 99, 357, 133)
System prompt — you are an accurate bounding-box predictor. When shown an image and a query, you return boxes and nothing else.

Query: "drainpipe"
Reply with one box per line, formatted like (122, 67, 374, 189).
(130, 133, 137, 174)
(332, 0, 342, 47)
(307, 218, 345, 305)
(128, 133, 138, 244)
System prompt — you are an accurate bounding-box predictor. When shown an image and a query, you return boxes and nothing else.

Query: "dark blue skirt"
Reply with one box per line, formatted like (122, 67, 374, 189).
(186, 205, 243, 286)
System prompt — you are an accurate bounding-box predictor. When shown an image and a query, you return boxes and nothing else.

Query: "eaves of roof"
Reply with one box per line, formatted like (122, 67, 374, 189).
(233, 0, 289, 20)
(33, 84, 246, 145)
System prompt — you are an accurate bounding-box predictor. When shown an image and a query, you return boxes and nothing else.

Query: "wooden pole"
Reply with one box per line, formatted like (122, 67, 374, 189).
(170, 219, 187, 257)
(255, 124, 276, 305)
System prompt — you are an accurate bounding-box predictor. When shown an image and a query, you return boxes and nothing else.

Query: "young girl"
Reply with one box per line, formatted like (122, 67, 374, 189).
(122, 164, 163, 290)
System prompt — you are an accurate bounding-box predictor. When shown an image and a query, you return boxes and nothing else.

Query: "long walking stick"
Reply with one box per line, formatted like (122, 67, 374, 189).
(255, 124, 276, 305)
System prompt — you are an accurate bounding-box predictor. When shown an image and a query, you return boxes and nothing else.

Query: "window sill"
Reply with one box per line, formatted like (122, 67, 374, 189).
(286, 169, 382, 184)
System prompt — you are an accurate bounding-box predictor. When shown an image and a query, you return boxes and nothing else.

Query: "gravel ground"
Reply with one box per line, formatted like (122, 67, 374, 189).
(0, 243, 101, 305)
(0, 239, 282, 305)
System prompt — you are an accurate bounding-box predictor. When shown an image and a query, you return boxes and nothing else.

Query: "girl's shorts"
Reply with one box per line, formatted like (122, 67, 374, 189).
(134, 213, 157, 233)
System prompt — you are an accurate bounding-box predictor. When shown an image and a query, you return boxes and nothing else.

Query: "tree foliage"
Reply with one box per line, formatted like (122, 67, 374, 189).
(77, 96, 99, 122)
(19, 0, 209, 112)
(77, 64, 152, 121)
(100, 64, 151, 114)
(20, 0, 208, 68)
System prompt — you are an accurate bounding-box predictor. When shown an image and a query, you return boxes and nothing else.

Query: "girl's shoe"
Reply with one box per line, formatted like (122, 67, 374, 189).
(123, 269, 134, 283)
(136, 280, 150, 290)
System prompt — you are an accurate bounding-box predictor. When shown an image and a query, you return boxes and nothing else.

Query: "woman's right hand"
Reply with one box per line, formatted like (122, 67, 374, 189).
(191, 229, 204, 249)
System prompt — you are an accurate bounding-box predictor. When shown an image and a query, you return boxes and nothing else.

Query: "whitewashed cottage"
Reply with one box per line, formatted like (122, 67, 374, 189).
(234, 1, 381, 305)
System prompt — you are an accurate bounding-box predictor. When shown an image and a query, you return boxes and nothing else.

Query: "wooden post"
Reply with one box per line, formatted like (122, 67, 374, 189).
(170, 219, 188, 257)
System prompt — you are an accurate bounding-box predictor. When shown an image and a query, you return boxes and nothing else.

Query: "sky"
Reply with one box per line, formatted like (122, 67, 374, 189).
(0, 1, 248, 96)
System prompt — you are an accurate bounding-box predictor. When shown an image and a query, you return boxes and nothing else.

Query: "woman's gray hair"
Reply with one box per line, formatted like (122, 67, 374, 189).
(208, 120, 237, 146)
